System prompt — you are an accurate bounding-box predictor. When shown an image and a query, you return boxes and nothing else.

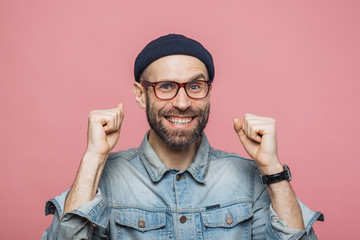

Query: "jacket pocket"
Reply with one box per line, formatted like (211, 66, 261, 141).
(201, 203, 253, 239)
(115, 208, 167, 239)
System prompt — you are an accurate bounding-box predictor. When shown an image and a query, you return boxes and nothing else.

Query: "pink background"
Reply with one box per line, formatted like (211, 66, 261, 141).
(1, 1, 359, 239)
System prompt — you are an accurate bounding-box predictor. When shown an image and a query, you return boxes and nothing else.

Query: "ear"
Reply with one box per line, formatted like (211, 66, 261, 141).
(133, 82, 147, 109)
(208, 84, 213, 97)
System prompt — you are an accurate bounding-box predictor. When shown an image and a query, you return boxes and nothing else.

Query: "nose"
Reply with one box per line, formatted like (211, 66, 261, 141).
(172, 87, 191, 111)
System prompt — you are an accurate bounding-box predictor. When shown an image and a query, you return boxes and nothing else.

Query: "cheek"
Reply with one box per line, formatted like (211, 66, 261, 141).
(197, 101, 210, 112)
(149, 101, 169, 117)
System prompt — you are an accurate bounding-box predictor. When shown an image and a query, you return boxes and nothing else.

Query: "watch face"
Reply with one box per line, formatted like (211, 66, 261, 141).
(284, 165, 292, 181)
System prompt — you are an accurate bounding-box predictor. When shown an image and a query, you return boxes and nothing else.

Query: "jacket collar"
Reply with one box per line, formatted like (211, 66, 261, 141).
(139, 131, 210, 183)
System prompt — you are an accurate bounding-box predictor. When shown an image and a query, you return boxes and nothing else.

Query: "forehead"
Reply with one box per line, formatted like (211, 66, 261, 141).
(144, 55, 209, 82)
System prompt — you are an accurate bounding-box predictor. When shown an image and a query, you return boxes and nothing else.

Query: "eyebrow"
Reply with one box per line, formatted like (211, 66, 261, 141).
(158, 73, 208, 82)
(190, 73, 208, 81)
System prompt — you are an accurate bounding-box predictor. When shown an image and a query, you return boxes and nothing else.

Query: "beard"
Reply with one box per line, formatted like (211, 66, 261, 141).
(146, 94, 210, 150)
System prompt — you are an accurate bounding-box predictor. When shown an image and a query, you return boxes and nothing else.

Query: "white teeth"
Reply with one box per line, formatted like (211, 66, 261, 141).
(167, 117, 192, 124)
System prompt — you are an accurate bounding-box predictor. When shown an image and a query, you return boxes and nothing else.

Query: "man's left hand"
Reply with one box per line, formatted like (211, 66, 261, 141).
(234, 114, 283, 175)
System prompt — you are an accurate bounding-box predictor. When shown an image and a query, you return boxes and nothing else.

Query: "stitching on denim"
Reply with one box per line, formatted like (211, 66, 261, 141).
(100, 169, 112, 205)
(49, 198, 63, 218)
(250, 164, 256, 203)
(70, 198, 109, 229)
(108, 199, 253, 213)
(139, 150, 161, 182)
(209, 149, 255, 164)
(268, 220, 283, 240)
(115, 210, 166, 231)
(306, 211, 323, 232)
(195, 146, 211, 182)
(108, 148, 139, 161)
(289, 229, 306, 240)
(201, 203, 253, 227)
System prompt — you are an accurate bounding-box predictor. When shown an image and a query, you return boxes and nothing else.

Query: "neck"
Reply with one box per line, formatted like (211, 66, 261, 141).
(148, 129, 201, 171)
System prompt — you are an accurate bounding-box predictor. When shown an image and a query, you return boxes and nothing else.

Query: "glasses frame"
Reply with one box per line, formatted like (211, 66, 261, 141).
(140, 80, 212, 100)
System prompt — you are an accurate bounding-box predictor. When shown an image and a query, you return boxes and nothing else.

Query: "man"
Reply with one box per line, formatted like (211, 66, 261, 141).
(42, 34, 323, 239)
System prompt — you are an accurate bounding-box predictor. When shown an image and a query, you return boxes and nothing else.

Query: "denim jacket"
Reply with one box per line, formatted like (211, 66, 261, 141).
(42, 132, 323, 239)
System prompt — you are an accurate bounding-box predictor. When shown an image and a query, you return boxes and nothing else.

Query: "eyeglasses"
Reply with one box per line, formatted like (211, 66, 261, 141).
(141, 80, 212, 100)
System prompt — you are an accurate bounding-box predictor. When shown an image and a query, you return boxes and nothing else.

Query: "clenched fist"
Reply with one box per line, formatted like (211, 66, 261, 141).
(233, 113, 283, 175)
(63, 103, 124, 215)
(86, 103, 124, 157)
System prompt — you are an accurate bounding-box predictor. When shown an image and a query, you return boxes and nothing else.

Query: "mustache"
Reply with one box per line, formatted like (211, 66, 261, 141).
(158, 107, 202, 117)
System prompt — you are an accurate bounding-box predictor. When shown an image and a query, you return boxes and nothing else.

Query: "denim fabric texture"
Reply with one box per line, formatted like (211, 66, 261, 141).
(42, 132, 323, 240)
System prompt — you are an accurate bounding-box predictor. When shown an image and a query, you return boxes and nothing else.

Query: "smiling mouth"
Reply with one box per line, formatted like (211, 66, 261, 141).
(166, 116, 194, 125)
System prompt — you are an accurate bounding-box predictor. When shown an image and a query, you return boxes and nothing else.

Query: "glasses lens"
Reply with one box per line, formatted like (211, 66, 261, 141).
(153, 80, 210, 100)
(186, 81, 209, 99)
(155, 81, 178, 99)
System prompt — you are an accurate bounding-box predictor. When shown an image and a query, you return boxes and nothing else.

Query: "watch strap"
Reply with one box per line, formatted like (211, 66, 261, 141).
(260, 165, 291, 185)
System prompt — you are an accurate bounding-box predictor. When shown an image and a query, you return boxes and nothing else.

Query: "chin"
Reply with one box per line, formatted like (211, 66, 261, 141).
(161, 128, 202, 149)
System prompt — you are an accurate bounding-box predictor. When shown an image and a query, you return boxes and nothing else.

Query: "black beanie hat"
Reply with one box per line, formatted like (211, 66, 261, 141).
(134, 34, 215, 82)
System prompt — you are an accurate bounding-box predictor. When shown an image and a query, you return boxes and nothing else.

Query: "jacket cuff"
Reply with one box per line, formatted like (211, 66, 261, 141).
(268, 200, 324, 240)
(45, 188, 111, 229)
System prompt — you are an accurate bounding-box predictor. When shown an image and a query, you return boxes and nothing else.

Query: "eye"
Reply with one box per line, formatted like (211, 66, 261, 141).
(189, 84, 200, 90)
(157, 82, 176, 91)
(160, 84, 171, 90)
(187, 81, 204, 92)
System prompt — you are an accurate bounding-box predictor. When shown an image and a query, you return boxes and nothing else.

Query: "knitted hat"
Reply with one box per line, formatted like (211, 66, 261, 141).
(134, 34, 215, 82)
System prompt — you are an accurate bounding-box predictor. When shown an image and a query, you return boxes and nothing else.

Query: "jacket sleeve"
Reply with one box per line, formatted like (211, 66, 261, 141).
(41, 188, 111, 240)
(251, 167, 324, 240)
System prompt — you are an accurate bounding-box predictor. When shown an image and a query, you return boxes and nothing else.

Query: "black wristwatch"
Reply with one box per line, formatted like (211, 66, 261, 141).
(260, 165, 292, 185)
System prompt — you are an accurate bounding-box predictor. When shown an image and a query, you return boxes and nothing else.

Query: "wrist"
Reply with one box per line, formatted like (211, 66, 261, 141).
(260, 164, 292, 185)
(83, 150, 109, 162)
(259, 162, 283, 175)
(81, 151, 109, 174)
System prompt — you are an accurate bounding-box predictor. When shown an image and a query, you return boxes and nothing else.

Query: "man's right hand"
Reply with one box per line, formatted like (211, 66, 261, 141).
(63, 103, 124, 216)
(86, 103, 124, 159)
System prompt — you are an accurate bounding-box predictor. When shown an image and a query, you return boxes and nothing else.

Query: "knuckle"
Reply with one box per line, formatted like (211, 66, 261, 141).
(249, 125, 256, 132)
(247, 119, 254, 124)
(270, 119, 276, 126)
(88, 111, 96, 120)
(249, 126, 254, 133)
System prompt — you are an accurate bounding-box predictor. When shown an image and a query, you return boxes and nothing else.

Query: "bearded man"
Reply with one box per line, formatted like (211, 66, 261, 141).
(42, 34, 323, 239)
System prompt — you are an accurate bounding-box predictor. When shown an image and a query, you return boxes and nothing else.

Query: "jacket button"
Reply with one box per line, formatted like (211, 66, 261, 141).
(138, 219, 146, 228)
(226, 216, 234, 225)
(176, 174, 182, 181)
(179, 215, 187, 223)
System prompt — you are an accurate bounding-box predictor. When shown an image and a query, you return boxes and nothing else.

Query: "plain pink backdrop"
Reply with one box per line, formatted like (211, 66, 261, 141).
(1, 0, 359, 239)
